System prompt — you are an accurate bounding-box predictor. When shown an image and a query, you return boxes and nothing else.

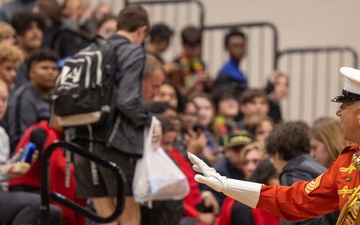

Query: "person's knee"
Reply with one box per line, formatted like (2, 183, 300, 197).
(49, 204, 63, 225)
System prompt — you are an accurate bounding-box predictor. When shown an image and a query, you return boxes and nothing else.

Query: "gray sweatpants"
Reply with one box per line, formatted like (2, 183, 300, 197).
(0, 191, 62, 225)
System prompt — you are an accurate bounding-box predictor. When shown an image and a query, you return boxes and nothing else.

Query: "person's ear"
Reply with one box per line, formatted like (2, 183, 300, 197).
(137, 26, 147, 36)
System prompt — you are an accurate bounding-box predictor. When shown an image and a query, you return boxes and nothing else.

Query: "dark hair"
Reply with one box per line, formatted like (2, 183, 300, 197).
(190, 91, 217, 115)
(243, 115, 274, 137)
(36, 0, 62, 25)
(150, 23, 173, 43)
(156, 114, 176, 133)
(224, 29, 245, 48)
(249, 159, 278, 184)
(163, 81, 187, 113)
(211, 86, 237, 111)
(181, 26, 201, 46)
(95, 13, 117, 29)
(266, 122, 311, 160)
(26, 48, 59, 74)
(239, 88, 268, 104)
(145, 101, 177, 114)
(11, 11, 46, 36)
(117, 5, 149, 32)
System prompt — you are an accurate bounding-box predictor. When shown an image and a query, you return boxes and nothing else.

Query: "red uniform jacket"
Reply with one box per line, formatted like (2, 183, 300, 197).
(9, 121, 86, 225)
(257, 144, 359, 222)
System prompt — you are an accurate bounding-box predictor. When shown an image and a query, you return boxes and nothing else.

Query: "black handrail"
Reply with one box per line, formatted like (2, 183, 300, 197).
(40, 141, 126, 225)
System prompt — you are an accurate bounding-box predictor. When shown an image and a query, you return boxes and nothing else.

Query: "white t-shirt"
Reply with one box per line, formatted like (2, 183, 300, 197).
(0, 126, 9, 164)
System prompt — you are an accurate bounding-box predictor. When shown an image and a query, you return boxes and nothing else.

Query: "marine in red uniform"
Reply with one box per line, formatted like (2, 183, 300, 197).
(188, 67, 360, 225)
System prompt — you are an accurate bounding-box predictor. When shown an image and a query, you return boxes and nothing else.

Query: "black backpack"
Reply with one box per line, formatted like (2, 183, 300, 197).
(52, 39, 124, 143)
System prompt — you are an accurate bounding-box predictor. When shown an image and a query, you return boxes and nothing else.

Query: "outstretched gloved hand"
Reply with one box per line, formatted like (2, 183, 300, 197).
(188, 152, 262, 208)
(188, 151, 227, 192)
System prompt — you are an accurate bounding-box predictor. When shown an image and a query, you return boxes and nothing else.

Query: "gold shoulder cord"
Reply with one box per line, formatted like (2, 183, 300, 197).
(335, 152, 360, 224)
(336, 184, 360, 225)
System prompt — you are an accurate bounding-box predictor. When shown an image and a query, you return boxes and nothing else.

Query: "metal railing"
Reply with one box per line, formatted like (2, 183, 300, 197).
(125, 0, 205, 61)
(40, 141, 126, 225)
(201, 22, 279, 85)
(276, 46, 359, 124)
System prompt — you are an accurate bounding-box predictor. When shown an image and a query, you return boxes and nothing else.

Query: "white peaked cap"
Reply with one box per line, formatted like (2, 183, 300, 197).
(341, 67, 360, 95)
(331, 67, 360, 102)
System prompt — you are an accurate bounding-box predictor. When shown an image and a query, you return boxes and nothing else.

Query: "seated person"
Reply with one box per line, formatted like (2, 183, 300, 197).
(146, 102, 219, 225)
(218, 159, 279, 225)
(191, 92, 220, 166)
(206, 130, 253, 207)
(1, 150, 63, 225)
(0, 79, 10, 164)
(11, 11, 46, 89)
(174, 26, 211, 94)
(174, 99, 207, 158)
(0, 44, 23, 91)
(243, 115, 274, 144)
(7, 48, 59, 151)
(0, 21, 16, 46)
(265, 71, 289, 124)
(9, 114, 86, 225)
(212, 86, 241, 146)
(0, 150, 43, 225)
(214, 29, 248, 96)
(237, 88, 269, 123)
(94, 13, 117, 39)
(0, 0, 36, 23)
(147, 23, 173, 64)
(141, 115, 183, 225)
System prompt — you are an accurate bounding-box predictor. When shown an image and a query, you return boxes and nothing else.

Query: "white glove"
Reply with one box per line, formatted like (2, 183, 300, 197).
(188, 152, 262, 208)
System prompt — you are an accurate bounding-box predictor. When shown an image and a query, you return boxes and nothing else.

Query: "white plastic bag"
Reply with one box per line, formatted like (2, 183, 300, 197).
(133, 116, 189, 204)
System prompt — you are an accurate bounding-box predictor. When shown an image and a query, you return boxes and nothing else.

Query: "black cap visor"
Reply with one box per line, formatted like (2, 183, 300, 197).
(331, 90, 360, 103)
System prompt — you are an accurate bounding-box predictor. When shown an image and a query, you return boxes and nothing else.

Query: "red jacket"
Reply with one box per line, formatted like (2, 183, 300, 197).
(257, 144, 359, 222)
(9, 121, 86, 225)
(218, 197, 279, 225)
(168, 148, 202, 218)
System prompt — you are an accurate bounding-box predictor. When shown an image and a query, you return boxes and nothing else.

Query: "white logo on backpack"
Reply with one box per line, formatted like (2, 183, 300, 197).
(58, 58, 85, 90)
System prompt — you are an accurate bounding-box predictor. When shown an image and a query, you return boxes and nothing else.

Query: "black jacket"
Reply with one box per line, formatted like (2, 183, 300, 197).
(280, 154, 337, 225)
(107, 35, 152, 156)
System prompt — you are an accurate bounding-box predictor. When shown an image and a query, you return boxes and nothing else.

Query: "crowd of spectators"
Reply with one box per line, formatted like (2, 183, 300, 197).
(0, 1, 348, 225)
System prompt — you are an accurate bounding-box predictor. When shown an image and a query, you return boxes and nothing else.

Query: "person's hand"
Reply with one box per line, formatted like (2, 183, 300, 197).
(6, 162, 29, 179)
(188, 152, 226, 192)
(79, 1, 94, 22)
(189, 153, 263, 208)
(184, 130, 206, 156)
(198, 213, 215, 224)
(196, 72, 211, 83)
(202, 191, 220, 215)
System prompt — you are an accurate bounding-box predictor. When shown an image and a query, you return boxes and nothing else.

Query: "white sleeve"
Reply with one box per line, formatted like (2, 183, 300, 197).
(223, 179, 262, 208)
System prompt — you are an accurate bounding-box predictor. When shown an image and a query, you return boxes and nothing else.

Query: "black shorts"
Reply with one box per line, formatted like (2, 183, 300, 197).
(73, 142, 140, 198)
